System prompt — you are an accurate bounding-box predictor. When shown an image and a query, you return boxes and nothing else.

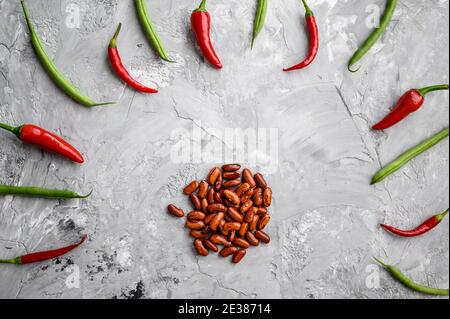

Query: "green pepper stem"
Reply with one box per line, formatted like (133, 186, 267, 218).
(436, 209, 449, 222)
(417, 84, 449, 96)
(109, 23, 122, 48)
(373, 257, 389, 268)
(0, 257, 21, 264)
(301, 0, 314, 17)
(0, 122, 21, 137)
(197, 0, 207, 12)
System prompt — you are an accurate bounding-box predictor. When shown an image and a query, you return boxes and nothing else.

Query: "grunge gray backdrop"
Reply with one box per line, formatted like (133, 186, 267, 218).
(1, 0, 449, 299)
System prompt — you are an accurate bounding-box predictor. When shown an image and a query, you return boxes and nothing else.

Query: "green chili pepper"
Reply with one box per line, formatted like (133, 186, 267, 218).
(0, 185, 92, 199)
(348, 0, 398, 72)
(135, 0, 173, 63)
(371, 127, 449, 185)
(251, 0, 268, 49)
(374, 258, 449, 296)
(20, 0, 114, 107)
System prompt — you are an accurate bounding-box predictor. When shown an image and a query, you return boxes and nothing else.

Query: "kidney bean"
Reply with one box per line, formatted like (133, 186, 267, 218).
(223, 172, 241, 180)
(228, 231, 236, 243)
(233, 238, 250, 249)
(220, 246, 239, 257)
(223, 179, 241, 188)
(240, 200, 253, 214)
(183, 181, 199, 195)
(238, 222, 249, 238)
(207, 188, 215, 204)
(223, 222, 241, 232)
(257, 207, 268, 215)
(254, 173, 267, 189)
(168, 204, 184, 218)
(245, 207, 256, 223)
(201, 198, 209, 214)
(242, 168, 256, 188)
(219, 219, 229, 236)
(214, 192, 223, 204)
(255, 230, 270, 244)
(209, 212, 225, 231)
(223, 190, 240, 205)
(190, 194, 202, 211)
(224, 214, 233, 222)
(245, 231, 260, 246)
(222, 164, 241, 172)
(185, 220, 205, 230)
(198, 180, 209, 199)
(191, 230, 209, 239)
(253, 188, 263, 207)
(207, 167, 221, 185)
(203, 239, 219, 252)
(224, 199, 239, 208)
(207, 203, 227, 213)
(232, 250, 247, 264)
(210, 234, 232, 247)
(194, 239, 209, 256)
(214, 174, 223, 192)
(236, 183, 251, 197)
(187, 211, 206, 221)
(228, 207, 244, 222)
(258, 214, 270, 230)
(250, 215, 260, 232)
(263, 187, 272, 207)
(202, 227, 214, 234)
(240, 188, 254, 204)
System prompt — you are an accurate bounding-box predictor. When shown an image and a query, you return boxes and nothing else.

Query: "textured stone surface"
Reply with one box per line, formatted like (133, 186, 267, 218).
(0, 0, 448, 299)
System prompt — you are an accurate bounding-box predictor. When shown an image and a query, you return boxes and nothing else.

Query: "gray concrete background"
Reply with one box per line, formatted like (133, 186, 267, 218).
(0, 0, 448, 299)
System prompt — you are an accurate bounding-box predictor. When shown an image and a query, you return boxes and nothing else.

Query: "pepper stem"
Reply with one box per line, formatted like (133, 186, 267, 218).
(301, 0, 314, 17)
(0, 122, 21, 137)
(436, 209, 449, 222)
(0, 257, 21, 264)
(109, 23, 122, 48)
(196, 0, 207, 12)
(417, 84, 449, 96)
(373, 257, 389, 268)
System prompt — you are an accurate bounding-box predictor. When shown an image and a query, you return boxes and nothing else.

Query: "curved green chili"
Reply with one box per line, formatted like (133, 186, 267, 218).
(374, 258, 449, 296)
(371, 127, 449, 185)
(0, 185, 92, 199)
(135, 0, 173, 62)
(20, 0, 114, 107)
(348, 0, 398, 72)
(251, 0, 268, 48)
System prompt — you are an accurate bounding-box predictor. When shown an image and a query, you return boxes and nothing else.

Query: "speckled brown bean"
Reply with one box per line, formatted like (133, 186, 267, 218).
(223, 172, 241, 180)
(194, 239, 209, 256)
(187, 211, 206, 221)
(214, 192, 223, 204)
(236, 183, 251, 197)
(220, 246, 239, 257)
(254, 173, 267, 189)
(255, 230, 270, 244)
(244, 207, 257, 223)
(228, 231, 236, 243)
(201, 198, 209, 214)
(203, 239, 219, 252)
(210, 234, 232, 247)
(207, 167, 221, 185)
(214, 174, 223, 192)
(207, 203, 227, 213)
(223, 190, 240, 205)
(183, 181, 199, 195)
(233, 238, 250, 249)
(191, 230, 209, 239)
(242, 168, 256, 188)
(240, 188, 254, 204)
(257, 207, 268, 215)
(207, 188, 215, 204)
(253, 188, 263, 207)
(245, 231, 260, 246)
(168, 204, 184, 218)
(240, 200, 253, 214)
(263, 187, 272, 207)
(209, 212, 225, 231)
(198, 180, 209, 199)
(258, 214, 270, 230)
(228, 207, 244, 222)
(232, 250, 247, 264)
(250, 215, 260, 232)
(223, 222, 241, 232)
(238, 222, 249, 238)
(185, 220, 205, 230)
(222, 164, 241, 172)
(190, 194, 202, 211)
(223, 179, 241, 188)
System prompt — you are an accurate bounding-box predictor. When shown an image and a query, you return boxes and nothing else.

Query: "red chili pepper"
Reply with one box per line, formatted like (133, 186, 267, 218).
(0, 235, 87, 264)
(0, 122, 84, 163)
(381, 210, 448, 238)
(108, 23, 158, 94)
(373, 84, 449, 130)
(283, 0, 319, 72)
(191, 0, 223, 69)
